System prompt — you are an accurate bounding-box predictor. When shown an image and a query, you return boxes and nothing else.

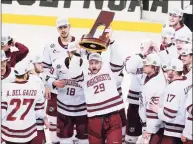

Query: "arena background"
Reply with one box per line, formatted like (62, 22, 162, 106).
(2, 0, 192, 143)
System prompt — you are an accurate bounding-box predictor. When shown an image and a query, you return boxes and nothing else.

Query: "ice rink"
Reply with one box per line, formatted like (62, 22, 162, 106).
(2, 23, 161, 143)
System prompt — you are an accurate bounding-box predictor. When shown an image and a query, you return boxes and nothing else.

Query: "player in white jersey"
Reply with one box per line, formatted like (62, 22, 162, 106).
(28, 56, 50, 144)
(138, 54, 167, 144)
(43, 16, 75, 143)
(150, 58, 190, 144)
(158, 26, 178, 67)
(175, 34, 191, 55)
(46, 56, 88, 144)
(1, 61, 45, 144)
(68, 41, 124, 144)
(1, 50, 15, 83)
(124, 39, 156, 143)
(180, 44, 192, 80)
(181, 88, 193, 144)
(167, 7, 192, 40)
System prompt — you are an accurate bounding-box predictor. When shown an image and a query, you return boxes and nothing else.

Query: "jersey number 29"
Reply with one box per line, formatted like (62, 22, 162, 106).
(94, 83, 105, 94)
(7, 99, 35, 121)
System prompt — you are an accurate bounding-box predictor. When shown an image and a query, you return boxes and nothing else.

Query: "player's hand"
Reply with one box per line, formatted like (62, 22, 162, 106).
(53, 80, 65, 88)
(45, 87, 51, 100)
(140, 39, 154, 56)
(152, 42, 160, 52)
(181, 135, 187, 143)
(149, 102, 159, 113)
(43, 116, 51, 129)
(10, 40, 15, 47)
(104, 26, 114, 43)
(142, 131, 151, 140)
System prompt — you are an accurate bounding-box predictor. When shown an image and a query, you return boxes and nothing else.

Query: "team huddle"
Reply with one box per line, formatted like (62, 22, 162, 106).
(1, 7, 193, 144)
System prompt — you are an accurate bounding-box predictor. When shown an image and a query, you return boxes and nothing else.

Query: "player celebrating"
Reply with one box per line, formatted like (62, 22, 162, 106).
(180, 44, 192, 80)
(1, 50, 15, 83)
(175, 34, 191, 54)
(124, 39, 155, 143)
(150, 58, 190, 144)
(28, 56, 50, 144)
(1, 61, 45, 144)
(43, 16, 75, 144)
(68, 41, 124, 144)
(139, 54, 167, 143)
(46, 55, 88, 144)
(158, 26, 178, 66)
(1, 35, 29, 67)
(167, 7, 192, 39)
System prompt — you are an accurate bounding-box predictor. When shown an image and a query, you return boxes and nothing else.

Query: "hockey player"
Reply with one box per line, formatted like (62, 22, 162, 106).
(139, 54, 167, 144)
(46, 56, 88, 144)
(175, 34, 191, 54)
(158, 26, 178, 68)
(1, 61, 45, 144)
(68, 41, 124, 144)
(167, 7, 192, 39)
(124, 39, 155, 143)
(43, 16, 75, 143)
(180, 44, 192, 80)
(149, 58, 190, 144)
(1, 35, 29, 67)
(28, 56, 50, 144)
(181, 89, 193, 144)
(1, 50, 15, 83)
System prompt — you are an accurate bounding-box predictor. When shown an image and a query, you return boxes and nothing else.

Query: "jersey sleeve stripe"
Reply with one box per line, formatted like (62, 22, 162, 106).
(110, 62, 124, 72)
(71, 72, 84, 82)
(43, 62, 52, 68)
(1, 102, 7, 110)
(117, 87, 122, 96)
(163, 107, 177, 119)
(146, 109, 159, 119)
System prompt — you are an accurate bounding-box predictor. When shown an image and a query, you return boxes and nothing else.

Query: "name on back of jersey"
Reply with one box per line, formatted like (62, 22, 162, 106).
(6, 89, 37, 96)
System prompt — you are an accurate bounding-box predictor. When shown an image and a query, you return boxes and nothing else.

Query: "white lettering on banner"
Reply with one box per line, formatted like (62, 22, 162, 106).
(2, 1, 141, 21)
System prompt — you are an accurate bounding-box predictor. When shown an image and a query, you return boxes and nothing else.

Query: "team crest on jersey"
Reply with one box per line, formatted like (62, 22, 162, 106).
(129, 127, 135, 133)
(56, 64, 61, 69)
(49, 107, 55, 112)
(50, 43, 55, 48)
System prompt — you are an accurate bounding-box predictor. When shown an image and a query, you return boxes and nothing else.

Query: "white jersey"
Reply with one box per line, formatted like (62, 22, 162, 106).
(69, 42, 124, 117)
(139, 71, 167, 134)
(47, 57, 87, 116)
(158, 44, 179, 67)
(158, 76, 190, 138)
(1, 67, 15, 83)
(183, 89, 193, 140)
(125, 54, 144, 105)
(175, 24, 192, 41)
(43, 36, 75, 94)
(1, 81, 45, 143)
(29, 74, 46, 130)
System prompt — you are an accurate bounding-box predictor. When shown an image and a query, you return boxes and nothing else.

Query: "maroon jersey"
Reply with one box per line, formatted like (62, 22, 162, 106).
(5, 42, 29, 67)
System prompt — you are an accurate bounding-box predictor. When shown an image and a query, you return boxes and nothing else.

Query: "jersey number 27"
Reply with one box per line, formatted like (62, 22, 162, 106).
(7, 99, 35, 121)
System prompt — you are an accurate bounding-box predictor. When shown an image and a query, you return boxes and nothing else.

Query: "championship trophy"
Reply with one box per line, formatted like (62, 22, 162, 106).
(79, 11, 115, 52)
